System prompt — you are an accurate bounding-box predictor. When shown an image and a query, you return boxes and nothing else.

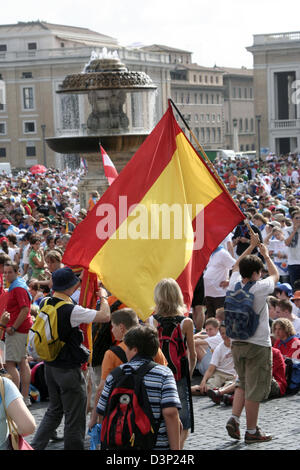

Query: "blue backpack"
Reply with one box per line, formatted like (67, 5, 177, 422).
(285, 358, 300, 395)
(224, 281, 259, 340)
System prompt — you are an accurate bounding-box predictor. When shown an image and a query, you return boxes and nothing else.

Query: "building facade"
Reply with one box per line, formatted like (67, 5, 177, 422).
(0, 21, 259, 170)
(0, 22, 172, 170)
(247, 31, 300, 156)
(222, 67, 256, 152)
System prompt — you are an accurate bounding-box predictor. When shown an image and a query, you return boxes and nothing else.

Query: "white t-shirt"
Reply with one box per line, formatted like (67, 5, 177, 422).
(22, 244, 30, 265)
(285, 228, 300, 265)
(203, 248, 236, 298)
(268, 239, 288, 276)
(292, 316, 300, 335)
(228, 271, 275, 347)
(205, 332, 223, 352)
(210, 341, 236, 376)
(70, 305, 97, 328)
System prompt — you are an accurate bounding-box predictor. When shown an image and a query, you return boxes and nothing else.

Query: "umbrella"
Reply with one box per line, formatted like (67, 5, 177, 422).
(30, 164, 47, 175)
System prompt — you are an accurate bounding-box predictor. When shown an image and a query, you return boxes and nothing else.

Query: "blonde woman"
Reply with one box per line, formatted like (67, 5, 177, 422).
(153, 278, 196, 449)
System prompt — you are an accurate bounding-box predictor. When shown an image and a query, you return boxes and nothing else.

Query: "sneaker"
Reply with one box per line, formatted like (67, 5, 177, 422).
(207, 389, 222, 404)
(226, 417, 240, 440)
(244, 426, 272, 444)
(223, 394, 234, 406)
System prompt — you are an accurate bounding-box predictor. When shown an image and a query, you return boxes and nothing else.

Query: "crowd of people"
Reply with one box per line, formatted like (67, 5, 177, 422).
(0, 150, 299, 451)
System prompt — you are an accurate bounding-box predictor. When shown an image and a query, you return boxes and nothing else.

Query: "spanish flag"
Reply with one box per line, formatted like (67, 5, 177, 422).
(63, 104, 244, 321)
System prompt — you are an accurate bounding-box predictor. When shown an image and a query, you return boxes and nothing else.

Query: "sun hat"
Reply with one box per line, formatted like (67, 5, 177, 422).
(291, 291, 300, 302)
(52, 267, 80, 292)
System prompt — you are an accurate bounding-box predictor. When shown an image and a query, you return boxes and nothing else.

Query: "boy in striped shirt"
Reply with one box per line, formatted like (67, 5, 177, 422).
(96, 325, 182, 450)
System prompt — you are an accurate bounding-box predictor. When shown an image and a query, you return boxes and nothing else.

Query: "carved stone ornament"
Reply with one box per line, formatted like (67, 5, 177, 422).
(58, 57, 156, 93)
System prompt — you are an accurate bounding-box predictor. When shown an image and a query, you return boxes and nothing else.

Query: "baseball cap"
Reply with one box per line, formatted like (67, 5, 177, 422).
(275, 283, 293, 297)
(1, 219, 11, 225)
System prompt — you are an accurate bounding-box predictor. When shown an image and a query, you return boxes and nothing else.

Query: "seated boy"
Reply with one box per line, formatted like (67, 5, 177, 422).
(96, 325, 182, 450)
(193, 318, 223, 378)
(196, 323, 236, 397)
(89, 308, 167, 429)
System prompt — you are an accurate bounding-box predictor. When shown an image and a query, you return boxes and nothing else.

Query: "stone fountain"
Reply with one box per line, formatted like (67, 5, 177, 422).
(46, 49, 157, 208)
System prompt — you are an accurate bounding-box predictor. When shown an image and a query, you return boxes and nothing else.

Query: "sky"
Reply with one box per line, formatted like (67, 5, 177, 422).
(2, 0, 300, 68)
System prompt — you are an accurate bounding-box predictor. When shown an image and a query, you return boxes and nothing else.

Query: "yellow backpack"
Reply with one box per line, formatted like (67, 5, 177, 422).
(27, 298, 71, 362)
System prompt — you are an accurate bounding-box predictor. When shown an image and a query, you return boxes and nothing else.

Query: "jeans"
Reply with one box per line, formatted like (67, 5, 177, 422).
(31, 365, 87, 450)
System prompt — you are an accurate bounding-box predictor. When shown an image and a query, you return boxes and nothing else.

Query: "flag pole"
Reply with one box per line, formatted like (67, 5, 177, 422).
(168, 99, 233, 198)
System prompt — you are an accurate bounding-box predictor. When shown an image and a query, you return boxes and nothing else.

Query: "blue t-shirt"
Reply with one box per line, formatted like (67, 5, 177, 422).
(0, 377, 22, 449)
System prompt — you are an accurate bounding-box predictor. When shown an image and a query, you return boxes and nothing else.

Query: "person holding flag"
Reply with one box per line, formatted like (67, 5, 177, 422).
(62, 102, 244, 325)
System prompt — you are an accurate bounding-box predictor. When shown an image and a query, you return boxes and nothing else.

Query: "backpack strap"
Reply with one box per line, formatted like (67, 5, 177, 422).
(135, 361, 157, 378)
(243, 281, 256, 292)
(235, 281, 256, 292)
(110, 300, 122, 313)
(110, 360, 157, 384)
(109, 345, 127, 364)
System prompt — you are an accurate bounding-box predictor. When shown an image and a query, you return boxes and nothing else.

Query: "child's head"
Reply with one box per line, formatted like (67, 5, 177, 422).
(111, 308, 139, 342)
(274, 283, 293, 300)
(30, 304, 39, 318)
(204, 318, 220, 337)
(124, 325, 159, 360)
(272, 317, 295, 341)
(154, 278, 186, 317)
(267, 296, 280, 319)
(28, 278, 40, 296)
(278, 299, 293, 318)
(215, 307, 225, 323)
(239, 255, 264, 281)
(219, 323, 230, 346)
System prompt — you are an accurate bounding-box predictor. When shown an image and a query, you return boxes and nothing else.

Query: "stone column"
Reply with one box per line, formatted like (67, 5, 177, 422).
(77, 148, 138, 209)
(288, 74, 296, 120)
(232, 118, 239, 152)
(78, 152, 108, 209)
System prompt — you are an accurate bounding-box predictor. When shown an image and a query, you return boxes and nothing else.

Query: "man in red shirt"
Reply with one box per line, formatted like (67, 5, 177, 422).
(3, 261, 32, 406)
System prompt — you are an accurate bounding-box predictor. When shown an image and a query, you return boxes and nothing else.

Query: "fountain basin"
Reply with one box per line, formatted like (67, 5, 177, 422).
(46, 133, 148, 154)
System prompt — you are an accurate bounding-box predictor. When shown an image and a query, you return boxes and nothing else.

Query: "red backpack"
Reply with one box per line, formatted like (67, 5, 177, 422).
(155, 315, 188, 381)
(100, 361, 161, 450)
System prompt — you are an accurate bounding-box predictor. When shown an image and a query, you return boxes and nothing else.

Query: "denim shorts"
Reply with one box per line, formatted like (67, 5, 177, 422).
(197, 350, 212, 376)
(176, 376, 191, 430)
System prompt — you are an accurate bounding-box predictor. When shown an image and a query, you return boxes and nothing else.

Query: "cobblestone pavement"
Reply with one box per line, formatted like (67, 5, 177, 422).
(27, 377, 300, 451)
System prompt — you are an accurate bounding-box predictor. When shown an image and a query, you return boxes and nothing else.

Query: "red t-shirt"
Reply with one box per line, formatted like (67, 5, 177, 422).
(274, 336, 300, 360)
(0, 274, 4, 296)
(6, 287, 32, 333)
(272, 347, 287, 396)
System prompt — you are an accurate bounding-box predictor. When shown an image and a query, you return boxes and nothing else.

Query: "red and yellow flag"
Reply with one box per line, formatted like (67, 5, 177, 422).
(78, 269, 98, 366)
(63, 104, 244, 321)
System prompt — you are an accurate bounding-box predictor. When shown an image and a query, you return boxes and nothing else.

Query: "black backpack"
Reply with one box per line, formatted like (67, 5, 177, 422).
(109, 345, 127, 363)
(100, 361, 161, 450)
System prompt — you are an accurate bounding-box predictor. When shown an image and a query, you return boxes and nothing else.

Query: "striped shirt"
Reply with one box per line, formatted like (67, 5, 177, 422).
(97, 357, 181, 449)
